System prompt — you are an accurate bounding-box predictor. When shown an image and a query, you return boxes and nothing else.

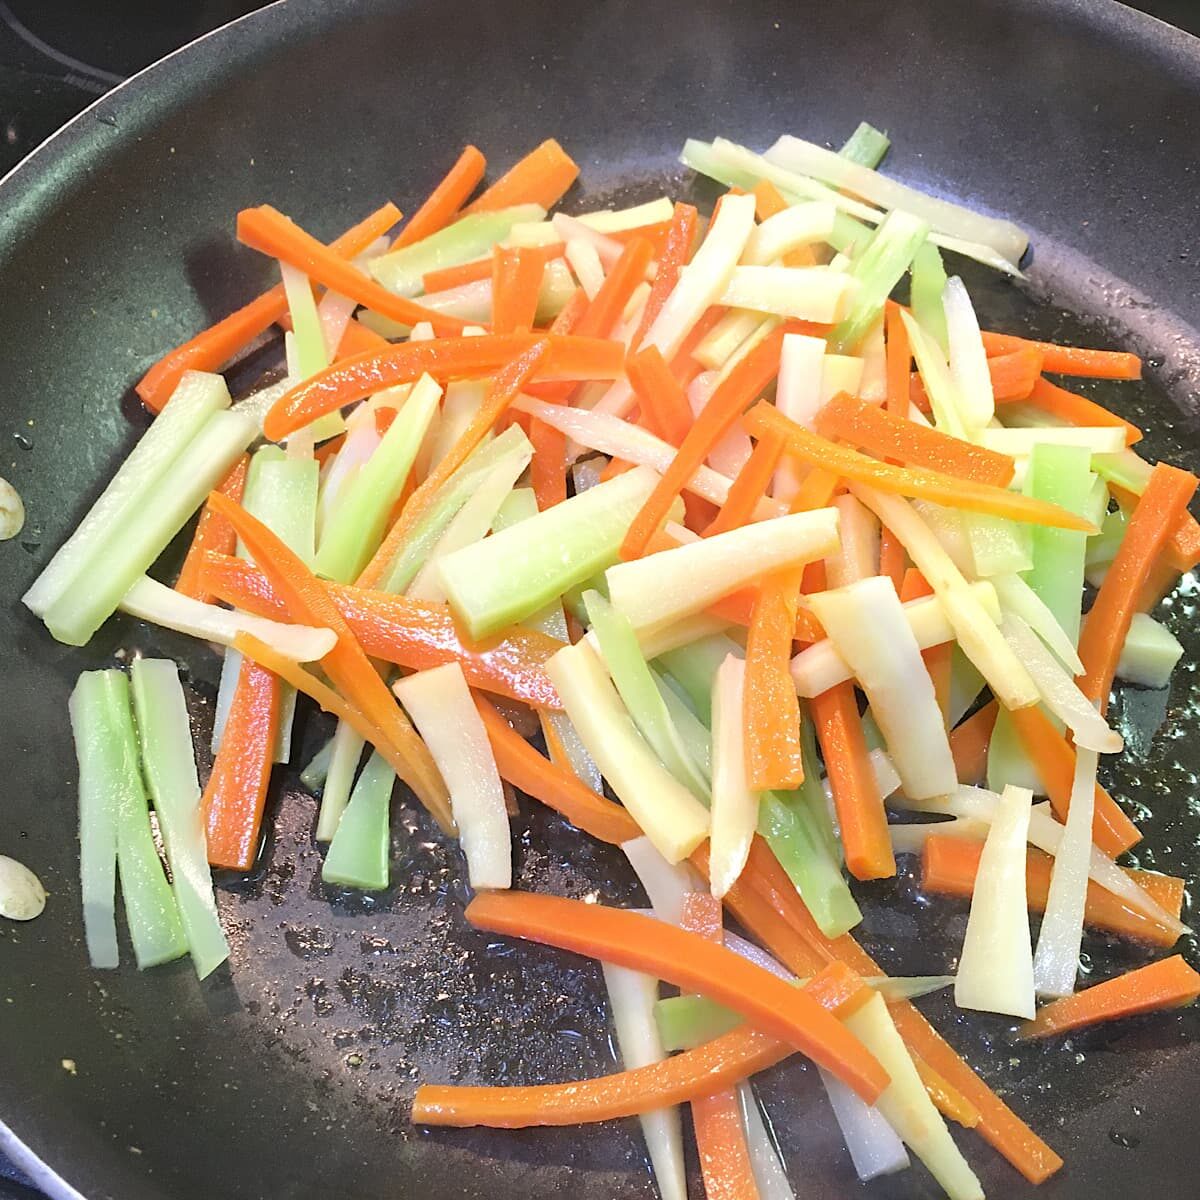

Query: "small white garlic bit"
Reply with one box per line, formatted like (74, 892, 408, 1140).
(0, 855, 46, 920)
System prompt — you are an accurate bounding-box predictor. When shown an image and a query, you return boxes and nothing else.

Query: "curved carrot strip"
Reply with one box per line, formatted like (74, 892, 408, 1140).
(1077, 462, 1198, 713)
(391, 145, 487, 249)
(237, 205, 467, 336)
(743, 568, 805, 791)
(464, 892, 887, 1102)
(490, 247, 546, 334)
(207, 495, 451, 829)
(262, 332, 622, 441)
(573, 235, 654, 340)
(631, 202, 699, 349)
(135, 202, 401, 412)
(355, 339, 551, 587)
(746, 401, 1095, 532)
(981, 331, 1141, 380)
(704, 430, 786, 536)
(921, 835, 1184, 948)
(1019, 956, 1200, 1040)
(174, 454, 249, 603)
(816, 391, 1016, 488)
(1005, 377, 1142, 446)
(622, 327, 787, 559)
(202, 659, 280, 871)
(627, 344, 693, 447)
(463, 139, 579, 215)
(422, 242, 563, 294)
(949, 701, 998, 786)
(412, 959, 867, 1127)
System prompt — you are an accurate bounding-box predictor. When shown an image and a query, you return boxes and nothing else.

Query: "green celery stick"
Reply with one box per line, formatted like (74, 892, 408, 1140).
(314, 377, 440, 583)
(828, 209, 930, 353)
(653, 669, 713, 781)
(679, 139, 763, 191)
(1092, 447, 1153, 495)
(1086, 504, 1129, 573)
(315, 720, 367, 843)
(967, 513, 1033, 578)
(838, 122, 890, 168)
(24, 372, 230, 619)
(369, 204, 546, 296)
(909, 241, 949, 353)
(987, 707, 1045, 795)
(322, 751, 395, 890)
(42, 406, 258, 646)
(130, 658, 229, 979)
(438, 465, 668, 639)
(280, 261, 329, 380)
(584, 591, 710, 799)
(654, 633, 744, 724)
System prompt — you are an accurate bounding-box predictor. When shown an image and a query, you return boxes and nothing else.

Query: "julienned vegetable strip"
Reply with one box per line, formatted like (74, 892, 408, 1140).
(174, 454, 249, 603)
(1076, 462, 1198, 714)
(632, 203, 699, 349)
(463, 139, 580, 214)
(207, 494, 452, 829)
(746, 403, 1094, 532)
(1019, 957, 1200, 1039)
(705, 431, 786, 536)
(391, 145, 486, 248)
(909, 350, 1042, 410)
(949, 702, 998, 786)
(814, 392, 1015, 487)
(574, 235, 655, 340)
(412, 959, 868, 1126)
(1009, 377, 1142, 445)
(980, 331, 1141, 380)
(627, 345, 693, 446)
(134, 202, 401, 411)
(464, 892, 887, 1101)
(490, 247, 545, 334)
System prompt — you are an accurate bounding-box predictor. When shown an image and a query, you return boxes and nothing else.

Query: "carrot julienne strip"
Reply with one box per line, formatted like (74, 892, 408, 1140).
(421, 242, 564, 294)
(627, 344, 693, 447)
(391, 145, 487, 249)
(949, 701, 998, 786)
(1005, 376, 1142, 446)
(490, 247, 545, 334)
(573, 235, 655, 340)
(704, 430, 786, 536)
(631, 203, 699, 349)
(174, 454, 249, 603)
(463, 139, 579, 215)
(981, 331, 1141, 380)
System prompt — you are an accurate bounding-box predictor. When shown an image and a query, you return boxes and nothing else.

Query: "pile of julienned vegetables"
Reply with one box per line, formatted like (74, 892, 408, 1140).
(27, 123, 1200, 1199)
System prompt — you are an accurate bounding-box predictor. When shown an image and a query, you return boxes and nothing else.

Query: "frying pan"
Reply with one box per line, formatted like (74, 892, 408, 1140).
(1, 0, 1199, 1197)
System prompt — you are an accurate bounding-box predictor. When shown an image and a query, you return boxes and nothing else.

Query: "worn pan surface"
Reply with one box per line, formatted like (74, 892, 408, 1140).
(1, 1, 1199, 1197)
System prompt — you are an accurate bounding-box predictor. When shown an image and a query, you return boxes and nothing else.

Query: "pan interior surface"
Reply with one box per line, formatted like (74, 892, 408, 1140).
(0, 2, 1198, 1198)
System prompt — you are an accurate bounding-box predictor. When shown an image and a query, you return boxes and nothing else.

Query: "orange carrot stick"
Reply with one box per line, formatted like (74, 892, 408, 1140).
(391, 145, 487, 249)
(1008, 705, 1140, 856)
(412, 959, 868, 1127)
(262, 331, 621, 441)
(704, 430, 786, 536)
(206, 494, 451, 828)
(627, 344, 693, 447)
(355, 340, 551, 588)
(899, 568, 952, 721)
(743, 569, 805, 791)
(201, 659, 280, 871)
(174, 454, 249, 603)
(468, 891, 884, 1100)
(746, 402, 1094, 532)
(237, 205, 468, 336)
(135, 202, 401, 412)
(1019, 956, 1200, 1039)
(333, 318, 391, 358)
(878, 527, 907, 591)
(198, 552, 561, 708)
(632, 203, 699, 349)
(490, 246, 545, 334)
(621, 327, 787, 559)
(1077, 462, 1198, 713)
(421, 242, 563, 294)
(908, 1052, 981, 1129)
(463, 139, 579, 215)
(921, 835, 1184, 948)
(949, 701, 998, 786)
(1003, 376, 1142, 446)
(573, 235, 655, 340)
(817, 391, 1016, 487)
(981, 331, 1141, 380)
(885, 301, 911, 416)
(474, 695, 639, 844)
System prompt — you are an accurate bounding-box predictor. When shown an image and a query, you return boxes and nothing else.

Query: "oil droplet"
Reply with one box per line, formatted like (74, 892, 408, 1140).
(1109, 1129, 1141, 1150)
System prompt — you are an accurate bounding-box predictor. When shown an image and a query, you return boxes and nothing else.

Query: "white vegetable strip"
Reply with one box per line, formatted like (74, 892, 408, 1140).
(901, 309, 968, 439)
(564, 237, 606, 299)
(119, 576, 335, 662)
(991, 572, 1085, 676)
(954, 785, 1036, 1019)
(606, 507, 840, 634)
(314, 720, 365, 843)
(695, 308, 764, 370)
(743, 201, 838, 264)
(621, 837, 700, 924)
(978, 426, 1127, 456)
(791, 582, 1000, 697)
(888, 816, 989, 856)
(764, 133, 1029, 264)
(1117, 612, 1184, 689)
(910, 500, 975, 575)
(943, 276, 994, 431)
(824, 494, 880, 588)
(773, 333, 826, 498)
(1032, 748, 1097, 998)
(577, 197, 675, 232)
(687, 367, 755, 477)
(820, 1067, 911, 1182)
(317, 416, 381, 540)
(718, 265, 856, 322)
(602, 964, 687, 1200)
(851, 486, 1040, 710)
(551, 213, 625, 269)
(708, 656, 758, 898)
(738, 1085, 799, 1200)
(808, 577, 956, 800)
(393, 663, 509, 890)
(1000, 614, 1123, 754)
(634, 612, 732, 660)
(547, 641, 710, 863)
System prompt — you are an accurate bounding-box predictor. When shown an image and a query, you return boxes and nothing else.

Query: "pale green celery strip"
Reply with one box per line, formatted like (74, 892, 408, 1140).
(314, 377, 440, 583)
(322, 751, 395, 890)
(43, 406, 257, 646)
(1092, 447, 1153, 495)
(828, 209, 930, 353)
(947, 647, 987, 727)
(584, 591, 709, 799)
(26, 372, 230, 619)
(838, 122, 891, 169)
(654, 670, 713, 781)
(909, 242, 949, 353)
(655, 633, 743, 724)
(69, 671, 121, 969)
(369, 204, 546, 296)
(987, 708, 1046, 795)
(380, 425, 528, 593)
(799, 712, 843, 865)
(967, 513, 1033, 578)
(438, 465, 665, 639)
(300, 736, 335, 791)
(315, 721, 367, 843)
(679, 139, 763, 191)
(130, 658, 229, 979)
(1086, 504, 1128, 570)
(1022, 442, 1092, 644)
(825, 212, 876, 255)
(279, 262, 329, 379)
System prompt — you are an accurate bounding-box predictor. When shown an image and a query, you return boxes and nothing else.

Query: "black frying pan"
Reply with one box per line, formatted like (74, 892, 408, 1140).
(2, 1, 1199, 1197)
